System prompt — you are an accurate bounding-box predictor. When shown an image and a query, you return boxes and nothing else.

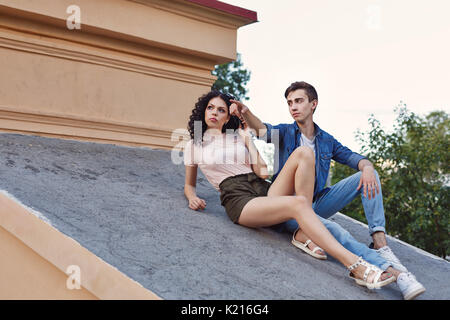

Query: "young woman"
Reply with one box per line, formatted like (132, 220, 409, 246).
(183, 90, 395, 289)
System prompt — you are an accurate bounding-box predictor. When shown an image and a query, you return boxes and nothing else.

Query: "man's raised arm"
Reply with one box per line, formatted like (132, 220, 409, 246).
(229, 100, 267, 138)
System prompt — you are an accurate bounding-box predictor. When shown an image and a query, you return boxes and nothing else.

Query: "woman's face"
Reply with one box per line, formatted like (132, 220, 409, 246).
(204, 96, 230, 130)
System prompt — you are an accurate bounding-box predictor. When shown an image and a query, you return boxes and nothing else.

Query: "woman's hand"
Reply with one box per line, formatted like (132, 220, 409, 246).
(188, 196, 206, 210)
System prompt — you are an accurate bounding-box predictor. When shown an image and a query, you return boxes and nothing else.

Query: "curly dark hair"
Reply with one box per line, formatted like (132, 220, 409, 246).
(188, 90, 242, 144)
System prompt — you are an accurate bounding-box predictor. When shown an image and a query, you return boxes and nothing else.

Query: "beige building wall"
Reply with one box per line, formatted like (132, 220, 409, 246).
(0, 191, 161, 300)
(0, 0, 256, 299)
(0, 0, 256, 149)
(0, 225, 98, 300)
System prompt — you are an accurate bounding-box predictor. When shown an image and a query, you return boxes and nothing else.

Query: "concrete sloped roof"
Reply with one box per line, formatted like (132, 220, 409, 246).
(0, 133, 448, 300)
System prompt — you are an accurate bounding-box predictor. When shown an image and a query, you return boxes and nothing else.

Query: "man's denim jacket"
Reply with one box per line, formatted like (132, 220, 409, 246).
(262, 121, 366, 201)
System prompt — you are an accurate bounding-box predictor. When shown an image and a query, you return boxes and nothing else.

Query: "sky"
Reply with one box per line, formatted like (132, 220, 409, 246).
(222, 0, 450, 152)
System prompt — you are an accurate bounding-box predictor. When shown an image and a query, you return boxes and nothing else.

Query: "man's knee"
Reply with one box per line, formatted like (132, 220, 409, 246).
(349, 171, 364, 186)
(338, 171, 362, 188)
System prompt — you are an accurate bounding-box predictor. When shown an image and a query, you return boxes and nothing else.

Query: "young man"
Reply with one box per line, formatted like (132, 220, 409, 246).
(230, 81, 425, 300)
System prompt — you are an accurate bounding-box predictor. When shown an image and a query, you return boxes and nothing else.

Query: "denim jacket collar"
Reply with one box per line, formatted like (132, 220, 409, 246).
(291, 121, 322, 139)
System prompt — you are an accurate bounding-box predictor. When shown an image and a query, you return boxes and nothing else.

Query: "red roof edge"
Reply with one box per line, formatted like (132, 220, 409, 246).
(184, 0, 257, 22)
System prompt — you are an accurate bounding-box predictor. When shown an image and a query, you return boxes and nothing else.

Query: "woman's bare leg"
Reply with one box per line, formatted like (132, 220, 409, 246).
(267, 146, 315, 203)
(238, 195, 391, 282)
(267, 146, 323, 254)
(239, 195, 356, 266)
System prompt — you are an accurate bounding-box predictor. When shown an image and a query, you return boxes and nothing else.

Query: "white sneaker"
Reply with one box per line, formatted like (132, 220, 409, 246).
(376, 246, 408, 272)
(397, 272, 426, 300)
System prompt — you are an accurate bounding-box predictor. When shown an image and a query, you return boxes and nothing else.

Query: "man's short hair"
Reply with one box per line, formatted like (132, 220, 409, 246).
(284, 81, 318, 103)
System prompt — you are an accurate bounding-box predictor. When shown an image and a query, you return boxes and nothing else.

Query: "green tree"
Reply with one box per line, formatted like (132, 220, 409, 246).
(331, 104, 449, 258)
(211, 53, 251, 101)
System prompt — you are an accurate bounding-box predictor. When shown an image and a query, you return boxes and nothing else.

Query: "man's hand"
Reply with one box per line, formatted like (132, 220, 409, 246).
(229, 99, 267, 138)
(188, 196, 206, 210)
(229, 100, 249, 118)
(357, 165, 379, 200)
(230, 100, 255, 134)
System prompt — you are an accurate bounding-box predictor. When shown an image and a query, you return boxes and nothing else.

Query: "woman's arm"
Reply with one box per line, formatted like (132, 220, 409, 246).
(238, 127, 269, 180)
(184, 165, 206, 210)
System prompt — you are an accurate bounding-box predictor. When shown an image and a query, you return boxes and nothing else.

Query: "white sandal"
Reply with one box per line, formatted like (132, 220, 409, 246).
(347, 256, 396, 289)
(291, 228, 327, 260)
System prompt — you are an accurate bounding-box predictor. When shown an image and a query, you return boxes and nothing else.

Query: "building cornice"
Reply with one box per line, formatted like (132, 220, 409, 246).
(0, 0, 247, 64)
(130, 0, 257, 29)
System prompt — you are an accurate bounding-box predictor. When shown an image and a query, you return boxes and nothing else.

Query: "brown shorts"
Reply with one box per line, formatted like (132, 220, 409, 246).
(219, 172, 271, 223)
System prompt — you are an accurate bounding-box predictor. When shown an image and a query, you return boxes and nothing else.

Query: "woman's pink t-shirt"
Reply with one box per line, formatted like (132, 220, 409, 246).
(183, 131, 253, 191)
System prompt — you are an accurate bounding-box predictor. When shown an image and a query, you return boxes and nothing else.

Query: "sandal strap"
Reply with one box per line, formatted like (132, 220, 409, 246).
(369, 267, 383, 284)
(347, 256, 363, 271)
(311, 246, 323, 253)
(292, 228, 300, 240)
(347, 257, 386, 285)
(363, 263, 372, 282)
(360, 260, 383, 283)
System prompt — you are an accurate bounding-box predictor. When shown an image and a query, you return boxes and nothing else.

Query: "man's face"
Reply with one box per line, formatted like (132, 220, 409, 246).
(286, 89, 317, 124)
